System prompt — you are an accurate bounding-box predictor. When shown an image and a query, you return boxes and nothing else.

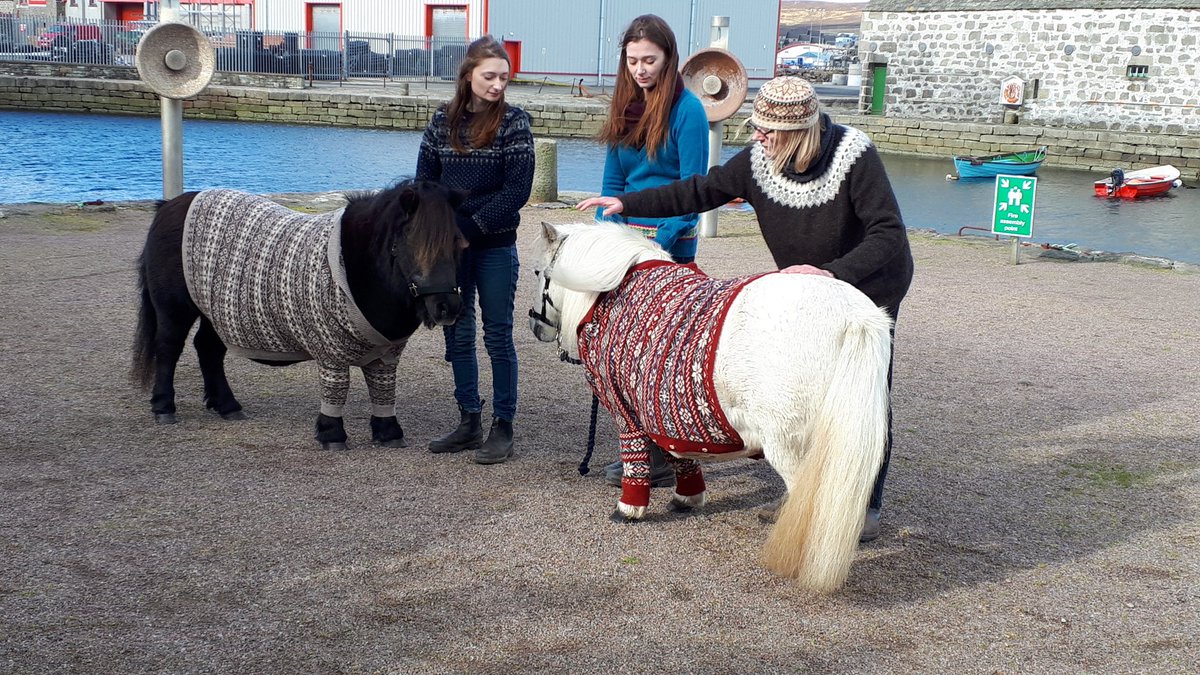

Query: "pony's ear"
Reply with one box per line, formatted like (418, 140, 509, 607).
(540, 221, 558, 245)
(398, 186, 420, 214)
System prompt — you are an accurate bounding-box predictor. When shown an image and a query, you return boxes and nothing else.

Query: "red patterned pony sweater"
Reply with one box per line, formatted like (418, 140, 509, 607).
(577, 261, 765, 507)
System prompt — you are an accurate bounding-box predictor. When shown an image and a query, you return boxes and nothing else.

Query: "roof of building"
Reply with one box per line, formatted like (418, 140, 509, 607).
(867, 0, 1200, 11)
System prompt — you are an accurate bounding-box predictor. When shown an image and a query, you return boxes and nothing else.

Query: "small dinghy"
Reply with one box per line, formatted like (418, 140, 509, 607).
(1093, 165, 1181, 199)
(951, 146, 1047, 179)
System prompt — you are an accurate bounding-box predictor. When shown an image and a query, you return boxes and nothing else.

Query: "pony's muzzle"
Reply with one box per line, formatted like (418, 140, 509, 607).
(528, 312, 558, 343)
(426, 294, 462, 326)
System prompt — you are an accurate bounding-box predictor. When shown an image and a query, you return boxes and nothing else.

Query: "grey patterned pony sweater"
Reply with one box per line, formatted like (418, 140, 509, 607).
(620, 124, 913, 315)
(182, 189, 404, 368)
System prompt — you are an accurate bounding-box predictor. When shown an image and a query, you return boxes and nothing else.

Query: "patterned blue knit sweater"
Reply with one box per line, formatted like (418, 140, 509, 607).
(416, 104, 535, 249)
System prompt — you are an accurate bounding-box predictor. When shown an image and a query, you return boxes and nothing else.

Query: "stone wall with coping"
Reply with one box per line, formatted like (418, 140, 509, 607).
(0, 73, 614, 136)
(859, 8, 1200, 134)
(0, 62, 304, 88)
(2, 73, 1197, 181)
(840, 114, 1200, 180)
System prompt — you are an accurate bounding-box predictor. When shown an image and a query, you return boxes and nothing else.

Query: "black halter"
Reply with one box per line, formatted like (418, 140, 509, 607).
(389, 240, 462, 299)
(527, 239, 583, 365)
(527, 270, 559, 330)
(408, 280, 461, 298)
(528, 235, 596, 474)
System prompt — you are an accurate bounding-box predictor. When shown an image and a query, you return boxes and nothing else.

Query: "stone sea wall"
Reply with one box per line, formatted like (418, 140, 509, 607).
(2, 70, 1197, 181)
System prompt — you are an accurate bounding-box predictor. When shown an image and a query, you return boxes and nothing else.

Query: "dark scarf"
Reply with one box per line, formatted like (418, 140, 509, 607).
(784, 113, 846, 183)
(622, 76, 685, 138)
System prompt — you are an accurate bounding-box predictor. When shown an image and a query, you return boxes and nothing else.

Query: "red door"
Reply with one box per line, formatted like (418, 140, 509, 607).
(503, 40, 521, 79)
(118, 3, 145, 23)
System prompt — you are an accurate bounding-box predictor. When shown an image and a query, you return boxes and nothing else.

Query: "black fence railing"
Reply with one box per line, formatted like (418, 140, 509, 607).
(0, 18, 471, 82)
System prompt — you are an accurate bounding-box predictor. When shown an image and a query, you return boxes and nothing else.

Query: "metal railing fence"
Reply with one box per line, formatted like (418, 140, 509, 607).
(0, 17, 471, 83)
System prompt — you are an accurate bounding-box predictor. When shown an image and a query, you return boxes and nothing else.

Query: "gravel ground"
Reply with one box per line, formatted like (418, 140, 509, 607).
(0, 196, 1197, 674)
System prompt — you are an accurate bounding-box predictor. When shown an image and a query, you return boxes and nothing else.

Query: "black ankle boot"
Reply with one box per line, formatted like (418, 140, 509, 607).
(472, 417, 514, 465)
(602, 444, 676, 487)
(428, 409, 483, 454)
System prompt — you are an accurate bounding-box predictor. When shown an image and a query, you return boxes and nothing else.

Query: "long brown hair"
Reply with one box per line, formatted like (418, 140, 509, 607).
(597, 14, 681, 161)
(445, 35, 511, 154)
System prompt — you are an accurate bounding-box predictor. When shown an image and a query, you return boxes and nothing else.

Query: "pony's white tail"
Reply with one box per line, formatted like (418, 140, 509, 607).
(763, 308, 892, 593)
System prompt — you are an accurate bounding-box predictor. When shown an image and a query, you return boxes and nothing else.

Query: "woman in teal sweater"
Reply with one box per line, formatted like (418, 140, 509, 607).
(594, 14, 710, 487)
(596, 14, 709, 264)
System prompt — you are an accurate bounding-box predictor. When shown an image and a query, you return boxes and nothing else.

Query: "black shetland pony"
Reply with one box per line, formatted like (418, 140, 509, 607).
(131, 180, 465, 450)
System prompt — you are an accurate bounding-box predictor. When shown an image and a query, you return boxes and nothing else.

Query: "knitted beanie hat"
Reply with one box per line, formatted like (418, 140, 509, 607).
(750, 76, 820, 131)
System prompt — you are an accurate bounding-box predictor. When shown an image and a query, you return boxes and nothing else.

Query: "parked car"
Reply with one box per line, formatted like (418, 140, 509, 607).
(63, 39, 115, 65)
(35, 26, 64, 49)
(37, 23, 102, 49)
(112, 29, 145, 53)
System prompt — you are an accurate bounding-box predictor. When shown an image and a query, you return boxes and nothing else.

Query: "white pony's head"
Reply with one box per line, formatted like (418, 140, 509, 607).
(528, 220, 671, 356)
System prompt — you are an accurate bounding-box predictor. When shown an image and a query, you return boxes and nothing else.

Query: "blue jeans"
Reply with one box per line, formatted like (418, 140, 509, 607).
(443, 245, 519, 421)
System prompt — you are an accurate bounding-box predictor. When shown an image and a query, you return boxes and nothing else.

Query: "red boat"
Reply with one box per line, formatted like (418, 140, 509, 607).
(1094, 164, 1181, 199)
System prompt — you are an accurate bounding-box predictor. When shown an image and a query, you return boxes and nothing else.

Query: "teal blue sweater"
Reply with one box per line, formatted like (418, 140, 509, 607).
(599, 88, 709, 261)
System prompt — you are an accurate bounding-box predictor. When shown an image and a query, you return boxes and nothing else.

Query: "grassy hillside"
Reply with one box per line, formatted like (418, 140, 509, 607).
(779, 0, 865, 35)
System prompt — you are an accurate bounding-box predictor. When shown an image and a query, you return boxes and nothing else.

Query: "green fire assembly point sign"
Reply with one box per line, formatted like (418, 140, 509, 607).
(992, 174, 1037, 238)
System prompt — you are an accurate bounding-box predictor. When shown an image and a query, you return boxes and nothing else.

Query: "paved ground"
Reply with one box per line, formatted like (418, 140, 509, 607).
(0, 197, 1197, 673)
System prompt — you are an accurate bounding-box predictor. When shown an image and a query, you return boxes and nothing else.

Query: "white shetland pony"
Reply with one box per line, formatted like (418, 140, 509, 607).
(528, 222, 893, 592)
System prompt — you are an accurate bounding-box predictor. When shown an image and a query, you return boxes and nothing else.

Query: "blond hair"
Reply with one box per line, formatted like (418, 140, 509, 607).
(761, 117, 825, 175)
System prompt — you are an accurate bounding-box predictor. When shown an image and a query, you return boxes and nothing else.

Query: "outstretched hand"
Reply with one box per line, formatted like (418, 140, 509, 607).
(576, 196, 625, 217)
(781, 264, 835, 278)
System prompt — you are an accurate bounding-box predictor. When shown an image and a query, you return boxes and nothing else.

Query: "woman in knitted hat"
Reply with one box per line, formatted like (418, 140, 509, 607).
(593, 14, 711, 490)
(577, 75, 913, 543)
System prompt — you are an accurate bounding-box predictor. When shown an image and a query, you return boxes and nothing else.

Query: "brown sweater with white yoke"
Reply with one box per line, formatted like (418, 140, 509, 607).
(619, 124, 913, 315)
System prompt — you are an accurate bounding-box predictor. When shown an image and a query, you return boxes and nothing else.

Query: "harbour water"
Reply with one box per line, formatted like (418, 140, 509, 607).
(3, 110, 1198, 264)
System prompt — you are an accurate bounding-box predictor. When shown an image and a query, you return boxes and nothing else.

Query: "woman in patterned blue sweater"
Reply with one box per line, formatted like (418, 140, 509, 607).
(417, 35, 535, 465)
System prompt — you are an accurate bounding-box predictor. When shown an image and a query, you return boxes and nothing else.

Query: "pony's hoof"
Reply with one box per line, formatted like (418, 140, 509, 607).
(669, 492, 707, 513)
(321, 441, 349, 452)
(154, 413, 179, 425)
(220, 410, 247, 421)
(375, 437, 407, 448)
(612, 502, 647, 522)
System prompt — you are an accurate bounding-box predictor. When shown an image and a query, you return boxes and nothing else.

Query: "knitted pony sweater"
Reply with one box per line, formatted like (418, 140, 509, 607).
(182, 189, 404, 367)
(599, 88, 709, 261)
(620, 124, 913, 315)
(577, 261, 764, 457)
(416, 104, 535, 249)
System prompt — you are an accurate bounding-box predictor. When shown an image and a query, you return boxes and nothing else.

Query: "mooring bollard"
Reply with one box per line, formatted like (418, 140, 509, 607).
(531, 137, 558, 203)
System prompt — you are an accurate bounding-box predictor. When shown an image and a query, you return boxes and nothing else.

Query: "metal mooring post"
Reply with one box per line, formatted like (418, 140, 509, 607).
(135, 0, 215, 200)
(159, 1, 185, 199)
(698, 16, 730, 238)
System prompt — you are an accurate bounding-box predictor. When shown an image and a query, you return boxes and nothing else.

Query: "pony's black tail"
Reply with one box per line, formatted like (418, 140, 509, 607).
(130, 249, 157, 389)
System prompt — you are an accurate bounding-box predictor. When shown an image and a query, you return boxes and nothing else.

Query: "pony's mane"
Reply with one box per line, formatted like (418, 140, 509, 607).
(551, 221, 671, 292)
(546, 221, 671, 356)
(344, 180, 460, 278)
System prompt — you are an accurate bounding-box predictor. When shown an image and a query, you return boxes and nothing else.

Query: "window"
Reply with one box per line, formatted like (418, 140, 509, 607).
(1126, 64, 1149, 79)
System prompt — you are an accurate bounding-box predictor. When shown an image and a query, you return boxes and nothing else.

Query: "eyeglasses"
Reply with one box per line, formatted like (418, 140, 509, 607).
(748, 122, 775, 137)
